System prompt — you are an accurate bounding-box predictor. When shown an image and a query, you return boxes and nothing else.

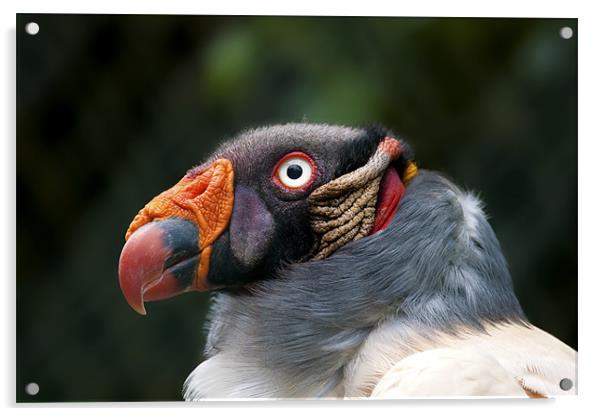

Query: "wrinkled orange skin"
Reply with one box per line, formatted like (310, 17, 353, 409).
(124, 159, 235, 290)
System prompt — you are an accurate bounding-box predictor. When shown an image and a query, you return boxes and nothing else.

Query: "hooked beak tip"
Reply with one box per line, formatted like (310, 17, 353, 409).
(118, 218, 204, 315)
(118, 221, 175, 315)
(134, 304, 147, 316)
(118, 261, 148, 316)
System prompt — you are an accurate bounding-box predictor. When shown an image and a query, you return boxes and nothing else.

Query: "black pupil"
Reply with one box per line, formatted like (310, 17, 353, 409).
(286, 164, 304, 180)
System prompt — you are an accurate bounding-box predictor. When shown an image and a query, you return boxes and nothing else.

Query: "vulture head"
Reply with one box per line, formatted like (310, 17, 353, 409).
(118, 123, 525, 398)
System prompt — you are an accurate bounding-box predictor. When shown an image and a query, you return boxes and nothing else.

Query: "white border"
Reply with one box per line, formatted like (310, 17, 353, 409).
(3, 1, 600, 416)
(7, 0, 581, 17)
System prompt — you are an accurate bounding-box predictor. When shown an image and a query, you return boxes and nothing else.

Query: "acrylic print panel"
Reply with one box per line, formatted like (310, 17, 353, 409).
(16, 14, 577, 402)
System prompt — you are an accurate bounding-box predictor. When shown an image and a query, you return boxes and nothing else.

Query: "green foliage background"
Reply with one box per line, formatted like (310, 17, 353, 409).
(17, 15, 577, 401)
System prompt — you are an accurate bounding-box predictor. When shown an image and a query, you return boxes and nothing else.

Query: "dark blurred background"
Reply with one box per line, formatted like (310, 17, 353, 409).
(16, 14, 577, 402)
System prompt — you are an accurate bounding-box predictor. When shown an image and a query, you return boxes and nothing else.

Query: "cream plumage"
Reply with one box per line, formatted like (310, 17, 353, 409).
(358, 323, 576, 397)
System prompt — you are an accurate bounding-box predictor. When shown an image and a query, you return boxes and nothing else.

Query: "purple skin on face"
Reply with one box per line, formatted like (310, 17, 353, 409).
(228, 186, 275, 270)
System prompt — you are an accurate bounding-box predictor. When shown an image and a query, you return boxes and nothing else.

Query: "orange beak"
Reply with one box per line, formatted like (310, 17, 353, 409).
(118, 159, 234, 315)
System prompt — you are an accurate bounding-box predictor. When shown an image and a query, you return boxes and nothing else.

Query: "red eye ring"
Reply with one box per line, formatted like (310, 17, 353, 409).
(271, 151, 318, 192)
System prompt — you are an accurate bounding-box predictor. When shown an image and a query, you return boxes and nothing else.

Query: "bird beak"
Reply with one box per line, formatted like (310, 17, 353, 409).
(118, 159, 234, 315)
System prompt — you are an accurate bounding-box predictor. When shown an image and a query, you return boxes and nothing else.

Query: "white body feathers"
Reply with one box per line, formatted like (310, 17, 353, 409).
(359, 322, 576, 397)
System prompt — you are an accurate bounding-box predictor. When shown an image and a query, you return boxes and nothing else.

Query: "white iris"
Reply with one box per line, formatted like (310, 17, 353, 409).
(277, 157, 313, 188)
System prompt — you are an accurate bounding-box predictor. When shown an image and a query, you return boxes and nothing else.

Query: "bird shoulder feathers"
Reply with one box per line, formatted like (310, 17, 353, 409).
(346, 321, 576, 398)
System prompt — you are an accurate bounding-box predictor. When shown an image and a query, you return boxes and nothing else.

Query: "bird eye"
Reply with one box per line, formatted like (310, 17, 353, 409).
(273, 152, 317, 191)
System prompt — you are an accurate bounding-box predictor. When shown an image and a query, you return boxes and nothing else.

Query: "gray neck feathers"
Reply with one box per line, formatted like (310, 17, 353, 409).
(185, 170, 525, 399)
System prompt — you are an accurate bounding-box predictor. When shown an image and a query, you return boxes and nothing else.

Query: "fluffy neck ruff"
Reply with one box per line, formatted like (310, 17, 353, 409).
(183, 170, 525, 399)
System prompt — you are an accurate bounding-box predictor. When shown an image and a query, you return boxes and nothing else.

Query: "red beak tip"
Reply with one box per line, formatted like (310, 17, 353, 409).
(121, 289, 148, 315)
(132, 302, 147, 316)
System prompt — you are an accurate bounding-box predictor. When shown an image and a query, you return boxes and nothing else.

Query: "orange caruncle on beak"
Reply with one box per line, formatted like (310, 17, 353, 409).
(118, 159, 234, 314)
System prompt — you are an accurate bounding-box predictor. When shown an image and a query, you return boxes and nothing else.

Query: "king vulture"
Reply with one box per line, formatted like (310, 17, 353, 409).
(118, 123, 577, 399)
